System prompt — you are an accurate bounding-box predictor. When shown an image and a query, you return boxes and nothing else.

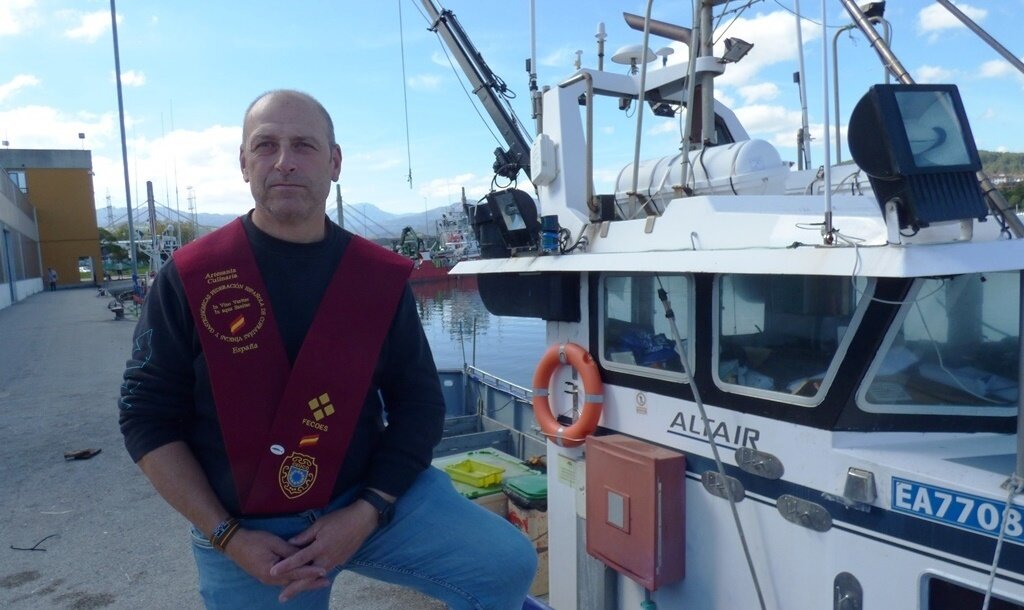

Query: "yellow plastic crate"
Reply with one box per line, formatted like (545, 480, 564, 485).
(444, 459, 505, 488)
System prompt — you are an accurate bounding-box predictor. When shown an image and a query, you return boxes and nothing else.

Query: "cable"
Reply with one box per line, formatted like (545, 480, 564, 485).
(910, 290, 1010, 406)
(982, 477, 1024, 610)
(412, 0, 506, 149)
(398, 0, 414, 188)
(772, 0, 849, 29)
(655, 278, 768, 610)
(713, 0, 762, 45)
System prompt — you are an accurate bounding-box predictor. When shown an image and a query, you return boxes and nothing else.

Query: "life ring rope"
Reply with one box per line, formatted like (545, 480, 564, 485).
(531, 342, 604, 447)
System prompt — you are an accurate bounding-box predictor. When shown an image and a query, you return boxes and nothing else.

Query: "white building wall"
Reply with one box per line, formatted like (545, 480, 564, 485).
(0, 170, 40, 312)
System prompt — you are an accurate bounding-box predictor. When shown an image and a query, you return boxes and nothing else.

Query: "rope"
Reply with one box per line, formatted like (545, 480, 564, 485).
(410, 0, 506, 149)
(656, 279, 768, 610)
(982, 476, 1023, 609)
(398, 0, 414, 188)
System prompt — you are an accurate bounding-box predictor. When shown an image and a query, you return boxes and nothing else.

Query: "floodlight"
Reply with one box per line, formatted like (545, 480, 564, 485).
(722, 38, 754, 63)
(860, 1, 886, 20)
(848, 83, 987, 230)
(468, 188, 541, 257)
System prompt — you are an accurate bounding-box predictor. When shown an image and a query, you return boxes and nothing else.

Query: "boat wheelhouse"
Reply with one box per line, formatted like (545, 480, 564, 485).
(426, 0, 1024, 607)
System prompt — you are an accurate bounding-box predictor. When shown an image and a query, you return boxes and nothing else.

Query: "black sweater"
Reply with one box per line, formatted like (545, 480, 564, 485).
(119, 214, 445, 516)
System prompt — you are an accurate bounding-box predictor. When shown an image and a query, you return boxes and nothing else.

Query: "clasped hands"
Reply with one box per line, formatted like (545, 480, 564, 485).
(226, 500, 379, 603)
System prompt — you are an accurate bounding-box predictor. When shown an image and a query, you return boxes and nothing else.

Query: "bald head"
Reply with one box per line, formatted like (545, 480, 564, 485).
(243, 89, 336, 147)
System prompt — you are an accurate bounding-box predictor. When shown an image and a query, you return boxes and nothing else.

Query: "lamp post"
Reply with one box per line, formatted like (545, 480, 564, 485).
(110, 0, 140, 292)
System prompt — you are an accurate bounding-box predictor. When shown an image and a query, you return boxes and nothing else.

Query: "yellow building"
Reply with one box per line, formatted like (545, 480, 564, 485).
(0, 149, 102, 304)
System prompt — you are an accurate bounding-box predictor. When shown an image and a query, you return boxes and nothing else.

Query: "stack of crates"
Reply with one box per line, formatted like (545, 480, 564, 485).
(433, 448, 539, 517)
(504, 474, 548, 597)
(434, 449, 549, 596)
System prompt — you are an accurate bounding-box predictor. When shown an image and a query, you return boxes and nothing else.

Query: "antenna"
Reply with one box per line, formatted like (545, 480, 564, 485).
(610, 44, 656, 74)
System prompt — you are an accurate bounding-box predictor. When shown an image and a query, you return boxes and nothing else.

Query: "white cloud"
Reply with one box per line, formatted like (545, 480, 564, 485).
(416, 173, 491, 204)
(977, 59, 1024, 87)
(732, 104, 804, 141)
(738, 83, 780, 104)
(714, 10, 822, 87)
(65, 10, 116, 43)
(918, 3, 986, 42)
(0, 0, 38, 36)
(540, 45, 578, 69)
(0, 74, 41, 102)
(649, 120, 679, 136)
(431, 51, 450, 68)
(979, 59, 1014, 78)
(115, 70, 147, 87)
(0, 105, 117, 150)
(916, 65, 955, 83)
(408, 74, 442, 91)
(0, 104, 249, 215)
(715, 91, 737, 108)
(95, 125, 249, 215)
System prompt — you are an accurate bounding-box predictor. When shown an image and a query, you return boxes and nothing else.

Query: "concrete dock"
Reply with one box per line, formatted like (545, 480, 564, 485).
(0, 287, 443, 609)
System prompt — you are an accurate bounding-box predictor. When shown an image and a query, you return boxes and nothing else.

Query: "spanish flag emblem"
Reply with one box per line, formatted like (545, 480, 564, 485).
(229, 315, 246, 335)
(298, 434, 319, 448)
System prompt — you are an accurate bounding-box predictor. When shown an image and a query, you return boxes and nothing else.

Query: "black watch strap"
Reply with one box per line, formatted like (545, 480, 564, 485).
(359, 489, 395, 526)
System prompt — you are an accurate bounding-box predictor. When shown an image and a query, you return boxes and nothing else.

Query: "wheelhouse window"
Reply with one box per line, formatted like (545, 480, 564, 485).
(600, 274, 691, 382)
(859, 273, 1019, 416)
(715, 274, 870, 405)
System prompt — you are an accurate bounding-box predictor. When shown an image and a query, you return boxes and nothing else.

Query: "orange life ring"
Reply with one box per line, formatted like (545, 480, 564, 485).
(532, 342, 603, 447)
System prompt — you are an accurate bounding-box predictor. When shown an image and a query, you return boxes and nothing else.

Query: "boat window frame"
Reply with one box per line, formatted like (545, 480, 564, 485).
(711, 273, 875, 407)
(856, 273, 1019, 417)
(597, 272, 694, 384)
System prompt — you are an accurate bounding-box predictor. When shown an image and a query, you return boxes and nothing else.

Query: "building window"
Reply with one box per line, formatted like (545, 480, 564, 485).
(6, 170, 27, 193)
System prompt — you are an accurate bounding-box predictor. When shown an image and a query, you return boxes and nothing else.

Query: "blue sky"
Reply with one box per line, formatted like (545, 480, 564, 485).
(3, 0, 1024, 217)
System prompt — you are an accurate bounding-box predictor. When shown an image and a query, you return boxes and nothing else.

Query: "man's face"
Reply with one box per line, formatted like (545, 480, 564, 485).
(239, 93, 342, 228)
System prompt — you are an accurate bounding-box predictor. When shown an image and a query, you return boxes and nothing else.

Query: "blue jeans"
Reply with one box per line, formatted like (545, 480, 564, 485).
(190, 467, 537, 609)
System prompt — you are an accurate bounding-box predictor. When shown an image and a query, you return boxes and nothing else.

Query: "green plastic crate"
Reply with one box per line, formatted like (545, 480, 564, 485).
(504, 474, 548, 510)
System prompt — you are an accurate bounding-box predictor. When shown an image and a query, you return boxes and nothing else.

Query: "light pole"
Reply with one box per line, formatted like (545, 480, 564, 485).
(110, 0, 140, 292)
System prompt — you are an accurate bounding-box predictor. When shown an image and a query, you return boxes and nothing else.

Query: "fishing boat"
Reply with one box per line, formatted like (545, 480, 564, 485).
(398, 201, 481, 283)
(425, 0, 1024, 608)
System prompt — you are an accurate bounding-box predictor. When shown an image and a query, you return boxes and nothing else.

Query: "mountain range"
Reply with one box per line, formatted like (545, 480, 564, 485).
(95, 201, 463, 241)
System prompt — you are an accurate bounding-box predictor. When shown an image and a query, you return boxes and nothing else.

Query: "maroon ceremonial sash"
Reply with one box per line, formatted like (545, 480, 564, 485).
(174, 218, 412, 514)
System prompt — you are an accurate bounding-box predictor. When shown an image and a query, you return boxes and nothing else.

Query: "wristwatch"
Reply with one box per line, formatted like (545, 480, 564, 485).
(359, 489, 395, 527)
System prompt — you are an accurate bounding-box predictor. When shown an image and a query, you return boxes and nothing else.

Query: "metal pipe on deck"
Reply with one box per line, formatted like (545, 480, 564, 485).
(820, 0, 834, 243)
(628, 0, 656, 218)
(794, 0, 811, 170)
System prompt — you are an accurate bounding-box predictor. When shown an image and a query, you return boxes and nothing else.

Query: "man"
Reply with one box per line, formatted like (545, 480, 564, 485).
(48, 267, 57, 291)
(120, 90, 536, 609)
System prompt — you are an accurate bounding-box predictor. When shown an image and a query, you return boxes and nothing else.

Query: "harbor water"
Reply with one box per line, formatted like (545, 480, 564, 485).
(410, 276, 546, 387)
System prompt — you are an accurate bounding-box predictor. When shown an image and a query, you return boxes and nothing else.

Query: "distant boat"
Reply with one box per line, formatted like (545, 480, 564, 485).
(397, 202, 480, 284)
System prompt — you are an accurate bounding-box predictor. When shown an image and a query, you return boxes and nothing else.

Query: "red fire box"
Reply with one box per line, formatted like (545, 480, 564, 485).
(585, 434, 685, 590)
